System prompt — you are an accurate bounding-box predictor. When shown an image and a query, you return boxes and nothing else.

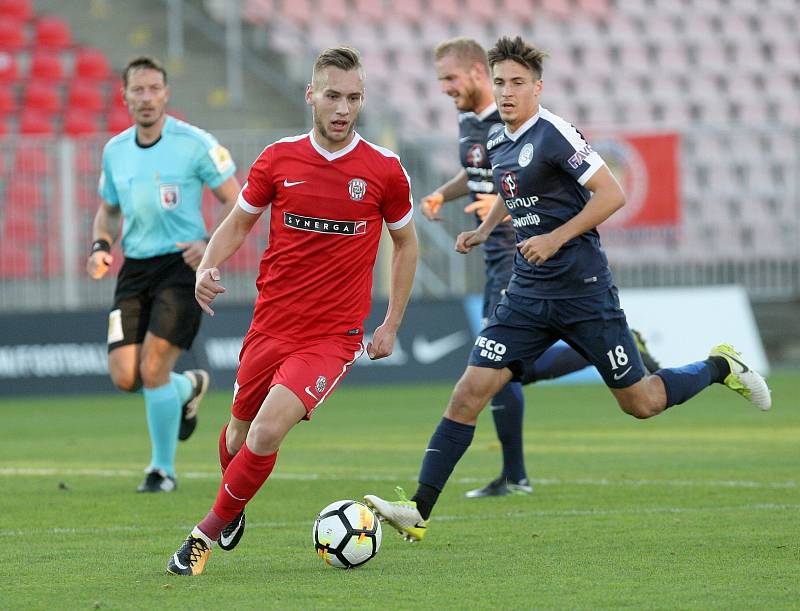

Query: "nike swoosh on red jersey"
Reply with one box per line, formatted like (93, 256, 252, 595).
(283, 179, 306, 187)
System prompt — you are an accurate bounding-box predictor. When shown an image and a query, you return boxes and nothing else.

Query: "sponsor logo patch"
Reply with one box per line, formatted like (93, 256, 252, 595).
(474, 335, 507, 362)
(208, 144, 234, 174)
(518, 142, 534, 167)
(348, 178, 367, 201)
(568, 144, 594, 169)
(284, 212, 367, 235)
(466, 144, 485, 168)
(159, 184, 180, 210)
(500, 171, 518, 198)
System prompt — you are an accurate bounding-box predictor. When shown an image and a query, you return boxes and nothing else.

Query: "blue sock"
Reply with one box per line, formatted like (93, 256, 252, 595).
(143, 382, 181, 477)
(413, 418, 475, 519)
(490, 382, 526, 482)
(529, 342, 589, 381)
(655, 361, 714, 407)
(171, 372, 193, 405)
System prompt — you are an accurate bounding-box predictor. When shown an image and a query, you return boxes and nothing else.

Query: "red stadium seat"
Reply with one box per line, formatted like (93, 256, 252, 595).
(352, 0, 384, 24)
(464, 0, 496, 22)
(106, 106, 131, 133)
(541, 0, 571, 19)
(0, 0, 34, 22)
(0, 17, 27, 51)
(5, 182, 44, 211)
(42, 239, 66, 276)
(66, 81, 105, 112)
(0, 51, 18, 81)
(76, 145, 99, 175)
(387, 0, 424, 26)
(317, 0, 348, 26)
(18, 109, 54, 135)
(14, 145, 53, 175)
(282, 0, 312, 27)
(29, 51, 64, 81)
(430, 0, 459, 23)
(0, 85, 17, 113)
(34, 16, 72, 50)
(107, 89, 127, 111)
(2, 213, 39, 240)
(74, 47, 112, 82)
(23, 81, 60, 114)
(63, 109, 100, 136)
(0, 243, 34, 278)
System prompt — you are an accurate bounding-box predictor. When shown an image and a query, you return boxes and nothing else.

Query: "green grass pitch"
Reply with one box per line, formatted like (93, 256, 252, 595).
(1, 375, 798, 609)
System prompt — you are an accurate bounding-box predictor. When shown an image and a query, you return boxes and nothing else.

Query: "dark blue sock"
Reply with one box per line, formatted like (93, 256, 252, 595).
(655, 360, 714, 407)
(413, 417, 475, 519)
(490, 382, 526, 482)
(529, 342, 589, 381)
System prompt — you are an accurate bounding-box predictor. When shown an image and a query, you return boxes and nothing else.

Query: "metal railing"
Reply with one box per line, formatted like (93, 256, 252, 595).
(0, 125, 798, 313)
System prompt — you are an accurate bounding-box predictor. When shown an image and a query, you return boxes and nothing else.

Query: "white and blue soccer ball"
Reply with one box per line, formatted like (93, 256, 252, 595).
(312, 499, 382, 569)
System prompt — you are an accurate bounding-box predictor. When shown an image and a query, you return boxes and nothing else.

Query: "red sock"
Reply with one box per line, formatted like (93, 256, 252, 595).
(198, 443, 277, 540)
(218, 424, 235, 473)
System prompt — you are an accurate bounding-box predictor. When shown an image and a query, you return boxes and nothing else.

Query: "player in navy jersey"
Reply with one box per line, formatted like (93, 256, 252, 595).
(88, 56, 240, 493)
(421, 37, 592, 498)
(421, 37, 657, 498)
(365, 36, 771, 542)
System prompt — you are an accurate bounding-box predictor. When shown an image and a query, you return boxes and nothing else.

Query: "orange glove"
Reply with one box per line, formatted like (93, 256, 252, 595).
(420, 192, 445, 221)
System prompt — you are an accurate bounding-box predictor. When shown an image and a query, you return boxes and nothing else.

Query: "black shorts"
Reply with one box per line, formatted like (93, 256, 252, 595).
(468, 287, 646, 389)
(107, 252, 202, 352)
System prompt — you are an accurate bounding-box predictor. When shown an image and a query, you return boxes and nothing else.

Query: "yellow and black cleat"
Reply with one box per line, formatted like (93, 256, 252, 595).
(167, 535, 211, 576)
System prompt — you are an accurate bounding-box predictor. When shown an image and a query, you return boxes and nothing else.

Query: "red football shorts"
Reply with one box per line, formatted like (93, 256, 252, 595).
(231, 328, 365, 421)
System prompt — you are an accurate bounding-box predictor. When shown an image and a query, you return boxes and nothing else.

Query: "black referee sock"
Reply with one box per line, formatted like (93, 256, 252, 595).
(413, 417, 475, 520)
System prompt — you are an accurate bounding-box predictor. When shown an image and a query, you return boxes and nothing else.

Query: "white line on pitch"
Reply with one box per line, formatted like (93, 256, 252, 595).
(0, 467, 796, 490)
(1, 503, 798, 539)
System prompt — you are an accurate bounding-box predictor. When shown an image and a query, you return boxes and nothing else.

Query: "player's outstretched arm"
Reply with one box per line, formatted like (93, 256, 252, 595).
(518, 166, 625, 266)
(86, 200, 120, 280)
(368, 220, 418, 360)
(420, 169, 469, 221)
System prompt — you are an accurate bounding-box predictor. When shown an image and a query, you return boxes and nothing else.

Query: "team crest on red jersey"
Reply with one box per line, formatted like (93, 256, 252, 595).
(467, 144, 485, 167)
(159, 184, 180, 210)
(500, 171, 518, 197)
(315, 376, 327, 394)
(348, 178, 367, 201)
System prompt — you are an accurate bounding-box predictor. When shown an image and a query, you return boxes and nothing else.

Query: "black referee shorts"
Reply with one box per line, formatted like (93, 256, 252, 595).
(107, 252, 202, 352)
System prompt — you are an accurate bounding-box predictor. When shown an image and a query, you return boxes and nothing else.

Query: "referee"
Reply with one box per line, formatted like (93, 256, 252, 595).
(87, 56, 240, 493)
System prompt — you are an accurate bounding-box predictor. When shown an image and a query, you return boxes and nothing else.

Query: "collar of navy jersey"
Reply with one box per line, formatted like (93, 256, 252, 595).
(476, 101, 498, 121)
(308, 130, 362, 161)
(504, 109, 540, 142)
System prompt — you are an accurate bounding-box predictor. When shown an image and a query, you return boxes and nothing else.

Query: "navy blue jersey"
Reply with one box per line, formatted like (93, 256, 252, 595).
(458, 103, 516, 262)
(486, 106, 613, 299)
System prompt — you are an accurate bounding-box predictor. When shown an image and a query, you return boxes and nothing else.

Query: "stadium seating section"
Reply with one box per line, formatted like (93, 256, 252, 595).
(1, 0, 798, 280)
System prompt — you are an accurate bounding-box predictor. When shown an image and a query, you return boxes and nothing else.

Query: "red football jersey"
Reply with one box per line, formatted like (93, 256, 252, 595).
(237, 131, 413, 341)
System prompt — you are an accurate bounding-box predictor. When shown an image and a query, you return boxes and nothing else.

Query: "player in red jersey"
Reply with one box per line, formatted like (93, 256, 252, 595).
(166, 47, 418, 576)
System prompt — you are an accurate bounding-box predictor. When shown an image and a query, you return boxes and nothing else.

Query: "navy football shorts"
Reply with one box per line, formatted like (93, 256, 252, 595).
(482, 251, 514, 320)
(468, 287, 646, 389)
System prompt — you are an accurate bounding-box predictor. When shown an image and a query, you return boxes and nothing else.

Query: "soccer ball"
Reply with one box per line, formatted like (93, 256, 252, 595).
(312, 499, 382, 569)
